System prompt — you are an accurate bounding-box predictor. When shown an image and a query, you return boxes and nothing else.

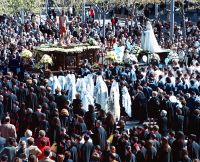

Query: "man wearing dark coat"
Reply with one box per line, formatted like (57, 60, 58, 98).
(134, 86, 148, 123)
(16, 82, 28, 107)
(145, 140, 157, 162)
(158, 110, 168, 136)
(189, 109, 200, 137)
(187, 134, 200, 160)
(174, 108, 184, 132)
(0, 95, 4, 120)
(32, 106, 43, 131)
(84, 105, 96, 130)
(142, 82, 152, 101)
(171, 132, 185, 162)
(81, 135, 93, 162)
(69, 141, 78, 162)
(57, 90, 68, 111)
(72, 93, 82, 115)
(93, 120, 107, 150)
(7, 91, 17, 113)
(181, 100, 190, 135)
(117, 134, 131, 162)
(148, 91, 160, 119)
(26, 87, 38, 111)
(136, 140, 147, 162)
(75, 135, 83, 162)
(124, 146, 136, 162)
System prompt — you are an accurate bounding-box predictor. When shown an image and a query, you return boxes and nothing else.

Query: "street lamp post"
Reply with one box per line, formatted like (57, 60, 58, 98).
(182, 0, 186, 42)
(170, 0, 175, 42)
(82, 0, 86, 22)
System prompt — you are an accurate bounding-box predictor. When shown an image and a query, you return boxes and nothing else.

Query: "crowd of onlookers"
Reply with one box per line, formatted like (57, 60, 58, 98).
(0, 4, 200, 162)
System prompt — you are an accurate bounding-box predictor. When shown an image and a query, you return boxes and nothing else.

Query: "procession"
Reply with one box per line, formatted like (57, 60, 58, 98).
(0, 0, 200, 162)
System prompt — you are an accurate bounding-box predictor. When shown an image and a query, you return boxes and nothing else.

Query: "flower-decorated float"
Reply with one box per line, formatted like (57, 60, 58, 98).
(34, 38, 100, 70)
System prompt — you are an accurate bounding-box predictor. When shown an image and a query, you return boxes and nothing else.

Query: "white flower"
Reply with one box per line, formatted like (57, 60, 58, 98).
(39, 54, 53, 65)
(21, 49, 33, 59)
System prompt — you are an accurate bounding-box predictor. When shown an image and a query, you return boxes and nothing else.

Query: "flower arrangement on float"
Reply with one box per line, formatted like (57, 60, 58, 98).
(39, 54, 53, 65)
(130, 45, 142, 56)
(168, 50, 179, 63)
(21, 49, 33, 59)
(150, 53, 160, 62)
(123, 50, 138, 64)
(105, 51, 117, 62)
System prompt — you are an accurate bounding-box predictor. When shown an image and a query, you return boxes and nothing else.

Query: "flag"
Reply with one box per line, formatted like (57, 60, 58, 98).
(114, 46, 125, 62)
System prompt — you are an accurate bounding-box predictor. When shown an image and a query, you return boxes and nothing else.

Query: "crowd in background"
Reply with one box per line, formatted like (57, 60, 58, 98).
(0, 4, 200, 162)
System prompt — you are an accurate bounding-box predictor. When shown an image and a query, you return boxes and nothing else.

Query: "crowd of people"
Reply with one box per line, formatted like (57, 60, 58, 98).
(0, 4, 200, 162)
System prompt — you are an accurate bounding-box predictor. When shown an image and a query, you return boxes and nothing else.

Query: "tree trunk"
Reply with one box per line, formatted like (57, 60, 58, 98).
(103, 11, 106, 39)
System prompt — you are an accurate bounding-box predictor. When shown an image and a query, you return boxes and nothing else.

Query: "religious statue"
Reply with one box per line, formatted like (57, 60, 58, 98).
(59, 10, 67, 45)
(141, 21, 162, 53)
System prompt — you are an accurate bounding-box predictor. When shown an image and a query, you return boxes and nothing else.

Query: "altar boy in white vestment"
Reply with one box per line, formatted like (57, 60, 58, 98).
(94, 75, 108, 112)
(122, 84, 132, 117)
(107, 80, 120, 121)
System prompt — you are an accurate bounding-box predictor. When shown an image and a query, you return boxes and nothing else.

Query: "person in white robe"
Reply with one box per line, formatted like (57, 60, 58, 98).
(122, 85, 132, 117)
(107, 80, 120, 121)
(64, 74, 71, 92)
(66, 74, 77, 102)
(94, 75, 108, 112)
(85, 74, 94, 97)
(52, 76, 62, 94)
(70, 74, 77, 101)
(77, 77, 94, 111)
(58, 75, 66, 90)
(48, 75, 54, 94)
(76, 78, 82, 94)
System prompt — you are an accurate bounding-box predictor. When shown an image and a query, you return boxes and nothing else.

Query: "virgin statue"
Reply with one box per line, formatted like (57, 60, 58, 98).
(141, 21, 162, 53)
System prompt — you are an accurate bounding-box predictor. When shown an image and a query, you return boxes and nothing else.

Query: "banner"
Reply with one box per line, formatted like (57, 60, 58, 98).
(114, 46, 125, 62)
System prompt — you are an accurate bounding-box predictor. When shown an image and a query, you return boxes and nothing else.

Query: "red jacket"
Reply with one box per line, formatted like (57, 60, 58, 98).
(89, 9, 95, 17)
(35, 136, 51, 148)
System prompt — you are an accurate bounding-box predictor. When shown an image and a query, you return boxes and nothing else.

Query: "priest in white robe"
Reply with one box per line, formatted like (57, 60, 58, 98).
(77, 77, 94, 111)
(58, 75, 66, 90)
(94, 75, 108, 112)
(52, 76, 62, 94)
(67, 74, 77, 102)
(107, 80, 120, 121)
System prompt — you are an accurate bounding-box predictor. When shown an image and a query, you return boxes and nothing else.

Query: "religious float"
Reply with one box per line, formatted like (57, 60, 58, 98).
(33, 38, 100, 70)
(104, 21, 175, 66)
